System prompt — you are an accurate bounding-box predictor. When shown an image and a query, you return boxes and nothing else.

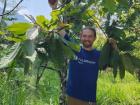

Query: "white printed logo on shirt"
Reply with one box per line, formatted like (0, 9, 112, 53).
(77, 57, 96, 64)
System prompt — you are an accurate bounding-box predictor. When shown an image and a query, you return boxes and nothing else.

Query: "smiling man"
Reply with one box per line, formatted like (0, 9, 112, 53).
(59, 27, 116, 105)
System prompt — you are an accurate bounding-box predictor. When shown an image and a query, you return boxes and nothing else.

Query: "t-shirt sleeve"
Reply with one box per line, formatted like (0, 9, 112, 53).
(64, 34, 70, 41)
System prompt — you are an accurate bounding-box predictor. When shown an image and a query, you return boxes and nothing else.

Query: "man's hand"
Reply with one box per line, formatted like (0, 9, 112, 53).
(57, 28, 66, 37)
(55, 22, 66, 37)
(108, 38, 118, 50)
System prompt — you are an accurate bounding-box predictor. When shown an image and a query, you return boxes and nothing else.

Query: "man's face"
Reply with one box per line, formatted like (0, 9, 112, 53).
(80, 29, 96, 48)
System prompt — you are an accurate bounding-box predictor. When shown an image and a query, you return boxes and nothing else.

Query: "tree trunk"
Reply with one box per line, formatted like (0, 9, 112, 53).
(58, 66, 68, 105)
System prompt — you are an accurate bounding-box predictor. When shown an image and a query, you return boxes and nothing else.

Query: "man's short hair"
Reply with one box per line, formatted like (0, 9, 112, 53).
(81, 27, 96, 37)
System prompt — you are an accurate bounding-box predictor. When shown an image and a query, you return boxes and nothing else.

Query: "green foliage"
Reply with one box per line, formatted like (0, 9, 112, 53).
(117, 0, 129, 9)
(61, 36, 80, 52)
(51, 10, 61, 21)
(99, 40, 111, 70)
(97, 71, 140, 105)
(118, 54, 125, 79)
(0, 31, 5, 35)
(0, 0, 139, 89)
(44, 34, 78, 68)
(121, 53, 135, 74)
(99, 38, 140, 79)
(5, 35, 27, 42)
(36, 15, 50, 28)
(99, 40, 126, 79)
(102, 0, 117, 13)
(3, 23, 33, 42)
(110, 50, 120, 78)
(7, 23, 33, 35)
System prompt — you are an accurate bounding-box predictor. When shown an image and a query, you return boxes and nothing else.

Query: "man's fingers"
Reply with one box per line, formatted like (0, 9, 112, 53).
(108, 38, 118, 49)
(108, 38, 117, 44)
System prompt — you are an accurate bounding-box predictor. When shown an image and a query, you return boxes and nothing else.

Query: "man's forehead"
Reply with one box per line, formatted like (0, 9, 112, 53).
(82, 29, 95, 35)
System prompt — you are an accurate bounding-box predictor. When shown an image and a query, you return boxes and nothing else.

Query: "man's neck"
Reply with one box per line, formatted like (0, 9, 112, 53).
(83, 47, 93, 51)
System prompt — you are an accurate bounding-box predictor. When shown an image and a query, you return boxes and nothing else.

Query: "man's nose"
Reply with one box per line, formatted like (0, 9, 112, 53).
(85, 37, 90, 41)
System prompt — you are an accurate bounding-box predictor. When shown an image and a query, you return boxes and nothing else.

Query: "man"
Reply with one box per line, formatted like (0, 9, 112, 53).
(59, 27, 116, 105)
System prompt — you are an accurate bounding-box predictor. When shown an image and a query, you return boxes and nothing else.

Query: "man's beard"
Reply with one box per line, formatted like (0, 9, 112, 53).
(82, 41, 93, 48)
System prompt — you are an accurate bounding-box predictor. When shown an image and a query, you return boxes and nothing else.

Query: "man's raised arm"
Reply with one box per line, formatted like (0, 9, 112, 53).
(57, 27, 71, 41)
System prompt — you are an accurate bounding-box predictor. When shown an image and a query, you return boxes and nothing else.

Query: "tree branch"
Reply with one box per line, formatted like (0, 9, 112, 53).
(40, 65, 60, 71)
(0, 0, 24, 16)
(87, 12, 108, 38)
(0, 0, 7, 22)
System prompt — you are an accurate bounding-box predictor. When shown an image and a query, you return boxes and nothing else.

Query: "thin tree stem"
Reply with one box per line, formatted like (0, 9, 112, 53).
(0, 0, 7, 22)
(0, 0, 24, 16)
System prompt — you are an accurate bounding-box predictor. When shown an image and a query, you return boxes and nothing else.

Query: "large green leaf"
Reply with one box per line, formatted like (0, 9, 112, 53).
(36, 15, 46, 24)
(102, 0, 117, 13)
(0, 43, 21, 69)
(60, 36, 80, 52)
(117, 0, 129, 9)
(121, 53, 135, 74)
(119, 54, 125, 79)
(7, 22, 33, 34)
(126, 53, 140, 69)
(109, 27, 126, 39)
(62, 43, 75, 59)
(99, 41, 111, 70)
(36, 15, 49, 28)
(5, 35, 27, 42)
(51, 10, 61, 21)
(110, 50, 120, 78)
(47, 36, 66, 68)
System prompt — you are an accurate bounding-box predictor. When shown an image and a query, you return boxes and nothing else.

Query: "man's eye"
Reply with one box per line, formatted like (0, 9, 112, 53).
(83, 35, 87, 37)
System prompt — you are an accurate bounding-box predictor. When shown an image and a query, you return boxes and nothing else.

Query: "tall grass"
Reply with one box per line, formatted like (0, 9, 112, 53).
(97, 70, 140, 105)
(0, 69, 140, 105)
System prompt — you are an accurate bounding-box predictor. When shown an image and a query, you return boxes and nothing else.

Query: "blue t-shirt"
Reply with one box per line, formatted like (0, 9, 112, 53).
(64, 34, 100, 102)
